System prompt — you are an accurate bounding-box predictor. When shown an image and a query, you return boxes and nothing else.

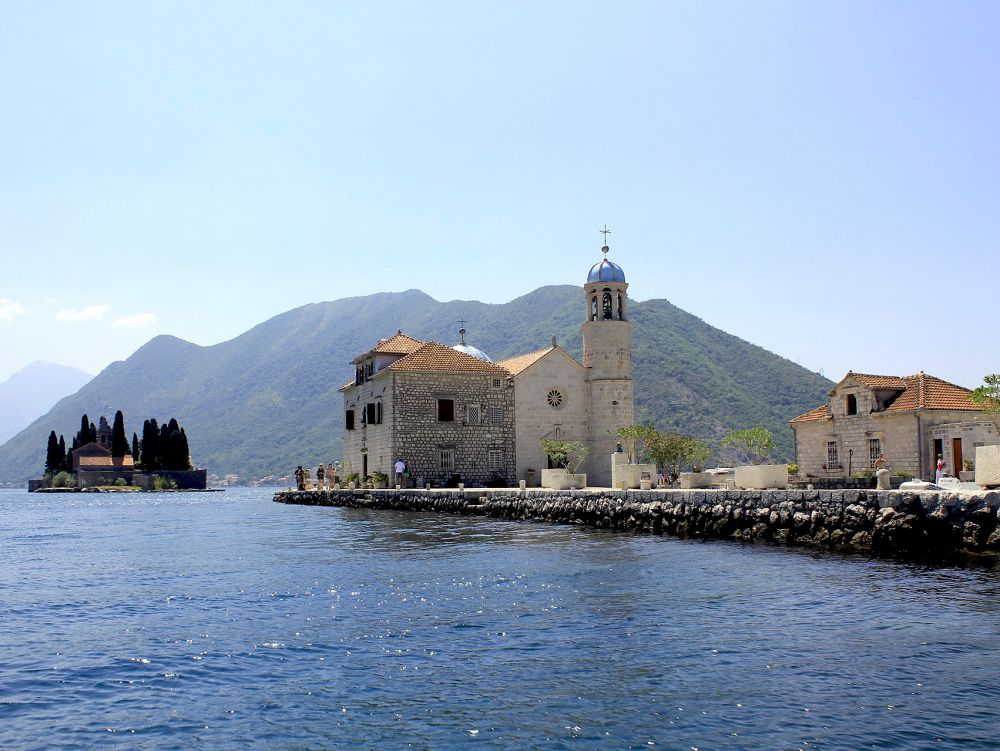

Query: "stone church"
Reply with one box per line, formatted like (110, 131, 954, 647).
(341, 245, 634, 487)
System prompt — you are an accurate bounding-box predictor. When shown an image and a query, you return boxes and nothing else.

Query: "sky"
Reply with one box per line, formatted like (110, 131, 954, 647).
(1, 1, 997, 389)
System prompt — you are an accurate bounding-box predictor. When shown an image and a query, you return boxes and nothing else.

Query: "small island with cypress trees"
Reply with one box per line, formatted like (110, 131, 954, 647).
(30, 410, 208, 492)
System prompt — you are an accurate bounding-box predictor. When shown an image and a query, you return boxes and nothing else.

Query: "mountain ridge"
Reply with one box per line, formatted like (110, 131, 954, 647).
(0, 286, 832, 483)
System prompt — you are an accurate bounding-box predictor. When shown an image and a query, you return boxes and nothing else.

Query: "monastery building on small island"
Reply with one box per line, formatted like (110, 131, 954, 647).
(341, 244, 634, 487)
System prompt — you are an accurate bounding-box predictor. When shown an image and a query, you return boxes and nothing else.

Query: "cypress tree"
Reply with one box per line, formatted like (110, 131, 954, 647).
(111, 410, 128, 457)
(179, 427, 191, 470)
(58, 435, 67, 472)
(76, 414, 90, 447)
(141, 419, 160, 471)
(45, 431, 61, 474)
(131, 433, 140, 462)
(159, 422, 173, 469)
(89, 421, 97, 444)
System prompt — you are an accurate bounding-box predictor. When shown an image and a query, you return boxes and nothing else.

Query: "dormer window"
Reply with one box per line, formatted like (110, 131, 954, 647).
(846, 394, 858, 415)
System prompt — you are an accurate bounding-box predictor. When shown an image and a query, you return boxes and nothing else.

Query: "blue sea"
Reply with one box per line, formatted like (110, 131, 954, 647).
(0, 487, 998, 750)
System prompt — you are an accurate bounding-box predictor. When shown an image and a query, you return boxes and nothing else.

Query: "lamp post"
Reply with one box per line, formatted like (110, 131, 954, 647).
(848, 448, 853, 477)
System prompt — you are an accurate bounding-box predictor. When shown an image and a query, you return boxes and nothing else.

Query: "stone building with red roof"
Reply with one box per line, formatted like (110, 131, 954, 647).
(789, 370, 995, 481)
(341, 245, 633, 487)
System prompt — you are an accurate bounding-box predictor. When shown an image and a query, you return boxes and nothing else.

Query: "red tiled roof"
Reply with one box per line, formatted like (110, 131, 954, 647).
(789, 404, 831, 423)
(794, 370, 986, 422)
(386, 341, 510, 374)
(352, 331, 425, 363)
(495, 346, 555, 376)
(371, 331, 424, 355)
(846, 371, 908, 390)
(884, 372, 985, 413)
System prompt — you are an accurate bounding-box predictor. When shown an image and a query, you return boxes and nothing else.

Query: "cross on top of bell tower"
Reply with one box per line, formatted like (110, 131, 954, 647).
(600, 225, 611, 254)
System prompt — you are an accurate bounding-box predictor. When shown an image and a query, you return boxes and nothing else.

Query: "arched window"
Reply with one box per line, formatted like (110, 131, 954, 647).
(846, 394, 857, 415)
(602, 290, 613, 319)
(591, 296, 598, 321)
(617, 292, 624, 320)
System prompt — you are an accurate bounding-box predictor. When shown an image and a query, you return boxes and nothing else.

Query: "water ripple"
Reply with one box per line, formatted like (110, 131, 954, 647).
(0, 487, 997, 750)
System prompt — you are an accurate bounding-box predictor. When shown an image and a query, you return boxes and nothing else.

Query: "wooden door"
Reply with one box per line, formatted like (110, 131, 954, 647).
(952, 438, 962, 477)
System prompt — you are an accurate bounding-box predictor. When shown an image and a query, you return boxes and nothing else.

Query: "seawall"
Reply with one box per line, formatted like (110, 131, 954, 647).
(273, 488, 1000, 560)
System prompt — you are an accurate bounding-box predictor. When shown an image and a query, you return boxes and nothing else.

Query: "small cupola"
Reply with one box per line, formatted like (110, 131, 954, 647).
(452, 325, 493, 362)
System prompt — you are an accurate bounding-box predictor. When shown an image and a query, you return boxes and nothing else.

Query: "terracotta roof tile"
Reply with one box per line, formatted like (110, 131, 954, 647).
(884, 372, 985, 413)
(386, 341, 510, 374)
(789, 404, 832, 423)
(846, 371, 908, 389)
(351, 331, 425, 363)
(798, 370, 987, 420)
(495, 346, 555, 376)
(371, 331, 424, 355)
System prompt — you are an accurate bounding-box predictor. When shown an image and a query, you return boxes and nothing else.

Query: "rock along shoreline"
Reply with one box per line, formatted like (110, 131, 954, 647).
(273, 487, 1000, 562)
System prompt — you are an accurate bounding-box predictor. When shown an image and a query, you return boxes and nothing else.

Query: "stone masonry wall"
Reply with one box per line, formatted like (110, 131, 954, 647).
(393, 371, 515, 486)
(274, 487, 1000, 560)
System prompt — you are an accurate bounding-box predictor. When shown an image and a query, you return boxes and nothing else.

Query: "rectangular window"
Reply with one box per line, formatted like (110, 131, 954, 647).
(490, 405, 503, 425)
(827, 441, 838, 466)
(492, 377, 503, 389)
(437, 399, 455, 422)
(439, 448, 455, 473)
(345, 409, 355, 430)
(488, 449, 502, 473)
(366, 403, 377, 425)
(467, 404, 481, 425)
(869, 438, 882, 466)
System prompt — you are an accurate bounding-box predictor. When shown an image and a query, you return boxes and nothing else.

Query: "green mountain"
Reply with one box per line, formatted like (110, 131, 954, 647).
(0, 286, 832, 483)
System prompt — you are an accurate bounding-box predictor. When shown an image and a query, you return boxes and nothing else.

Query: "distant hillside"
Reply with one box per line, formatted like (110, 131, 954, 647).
(0, 286, 832, 483)
(0, 361, 92, 445)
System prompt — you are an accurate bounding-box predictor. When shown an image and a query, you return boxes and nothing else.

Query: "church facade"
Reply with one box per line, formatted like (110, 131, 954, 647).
(341, 246, 633, 487)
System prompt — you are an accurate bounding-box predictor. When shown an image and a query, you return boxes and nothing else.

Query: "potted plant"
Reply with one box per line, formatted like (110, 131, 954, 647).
(345, 472, 359, 489)
(371, 471, 389, 489)
(540, 439, 589, 490)
(724, 425, 788, 490)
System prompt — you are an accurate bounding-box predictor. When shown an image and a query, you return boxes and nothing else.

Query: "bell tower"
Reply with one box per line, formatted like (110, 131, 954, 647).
(582, 232, 634, 487)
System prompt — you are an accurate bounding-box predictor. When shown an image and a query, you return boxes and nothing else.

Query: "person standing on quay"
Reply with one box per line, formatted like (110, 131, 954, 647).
(936, 454, 945, 483)
(316, 463, 325, 489)
(394, 458, 405, 485)
(327, 463, 335, 486)
(295, 465, 305, 491)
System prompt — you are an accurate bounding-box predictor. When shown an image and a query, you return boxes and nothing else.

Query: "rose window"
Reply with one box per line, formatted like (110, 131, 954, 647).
(546, 389, 563, 408)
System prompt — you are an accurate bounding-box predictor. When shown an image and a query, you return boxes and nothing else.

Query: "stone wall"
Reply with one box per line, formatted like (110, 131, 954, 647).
(393, 371, 515, 487)
(274, 487, 1000, 560)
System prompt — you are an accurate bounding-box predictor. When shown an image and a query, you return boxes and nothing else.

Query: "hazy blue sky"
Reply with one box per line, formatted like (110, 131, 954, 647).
(1, 1, 997, 390)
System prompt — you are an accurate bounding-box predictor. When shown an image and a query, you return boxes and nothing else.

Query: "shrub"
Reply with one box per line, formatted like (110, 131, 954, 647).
(787, 463, 799, 475)
(891, 471, 913, 479)
(963, 458, 974, 472)
(371, 471, 389, 484)
(114, 477, 127, 487)
(540, 439, 589, 472)
(51, 471, 76, 488)
(722, 425, 774, 465)
(151, 475, 177, 491)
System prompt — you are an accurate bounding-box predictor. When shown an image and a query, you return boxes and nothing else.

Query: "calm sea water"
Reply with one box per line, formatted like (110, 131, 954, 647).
(0, 487, 998, 750)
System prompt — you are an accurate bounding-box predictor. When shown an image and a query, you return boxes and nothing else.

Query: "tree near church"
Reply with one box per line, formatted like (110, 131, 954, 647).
(45, 431, 62, 475)
(722, 424, 774, 465)
(141, 419, 160, 470)
(111, 410, 129, 457)
(540, 439, 589, 472)
(614, 424, 656, 464)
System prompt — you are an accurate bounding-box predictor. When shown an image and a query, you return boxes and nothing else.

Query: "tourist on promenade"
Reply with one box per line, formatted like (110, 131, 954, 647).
(316, 463, 325, 489)
(394, 458, 405, 484)
(327, 463, 335, 486)
(295, 465, 305, 491)
(935, 454, 945, 483)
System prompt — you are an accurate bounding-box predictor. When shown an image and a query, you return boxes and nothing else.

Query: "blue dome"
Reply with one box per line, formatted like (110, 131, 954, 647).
(452, 343, 493, 362)
(587, 257, 626, 283)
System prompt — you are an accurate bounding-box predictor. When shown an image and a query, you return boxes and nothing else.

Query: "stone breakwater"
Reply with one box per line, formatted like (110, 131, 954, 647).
(273, 488, 1000, 559)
